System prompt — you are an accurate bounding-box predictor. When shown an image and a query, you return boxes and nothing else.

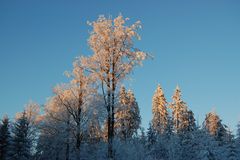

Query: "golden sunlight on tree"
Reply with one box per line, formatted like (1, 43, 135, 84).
(81, 14, 148, 158)
(2, 12, 239, 160)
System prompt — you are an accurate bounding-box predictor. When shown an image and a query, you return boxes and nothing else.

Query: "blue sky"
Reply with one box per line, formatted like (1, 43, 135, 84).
(0, 0, 240, 132)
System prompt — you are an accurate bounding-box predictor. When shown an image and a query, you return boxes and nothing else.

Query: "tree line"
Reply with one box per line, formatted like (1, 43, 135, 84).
(0, 15, 240, 160)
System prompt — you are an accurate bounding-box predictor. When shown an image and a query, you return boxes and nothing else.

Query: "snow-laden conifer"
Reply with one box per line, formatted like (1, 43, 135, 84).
(0, 115, 11, 160)
(10, 111, 32, 160)
(170, 85, 189, 133)
(115, 86, 141, 140)
(152, 84, 168, 134)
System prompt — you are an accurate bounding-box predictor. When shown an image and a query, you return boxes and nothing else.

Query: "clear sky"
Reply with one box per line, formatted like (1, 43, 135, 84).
(1, 0, 240, 132)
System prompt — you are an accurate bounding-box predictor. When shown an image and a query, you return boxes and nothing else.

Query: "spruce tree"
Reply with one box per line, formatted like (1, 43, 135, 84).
(187, 110, 196, 132)
(226, 131, 238, 160)
(115, 87, 141, 140)
(236, 121, 240, 158)
(119, 86, 128, 106)
(237, 121, 240, 140)
(152, 84, 168, 134)
(115, 86, 129, 140)
(170, 85, 189, 133)
(204, 111, 227, 143)
(10, 111, 32, 160)
(146, 123, 157, 150)
(0, 115, 11, 160)
(194, 129, 218, 160)
(178, 110, 196, 159)
(127, 90, 141, 137)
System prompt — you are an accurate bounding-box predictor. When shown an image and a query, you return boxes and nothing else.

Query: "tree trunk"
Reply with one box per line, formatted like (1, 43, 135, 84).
(66, 116, 70, 160)
(107, 72, 113, 159)
(76, 121, 81, 160)
(76, 81, 83, 160)
(66, 141, 69, 160)
(107, 112, 113, 159)
(110, 60, 116, 158)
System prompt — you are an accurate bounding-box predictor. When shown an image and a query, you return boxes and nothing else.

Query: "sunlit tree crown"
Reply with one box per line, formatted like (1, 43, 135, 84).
(152, 84, 168, 134)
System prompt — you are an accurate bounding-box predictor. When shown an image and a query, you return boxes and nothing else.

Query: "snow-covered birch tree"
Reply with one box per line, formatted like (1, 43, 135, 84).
(80, 15, 147, 158)
(51, 56, 101, 159)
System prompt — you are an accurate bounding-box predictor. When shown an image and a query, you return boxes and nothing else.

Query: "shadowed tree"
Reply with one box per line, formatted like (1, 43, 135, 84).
(53, 58, 92, 159)
(0, 115, 11, 160)
(10, 111, 32, 160)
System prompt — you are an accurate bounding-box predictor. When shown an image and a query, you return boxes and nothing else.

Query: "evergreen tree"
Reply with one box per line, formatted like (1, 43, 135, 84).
(119, 86, 128, 106)
(237, 121, 240, 140)
(193, 129, 218, 160)
(146, 123, 157, 151)
(226, 131, 238, 160)
(180, 129, 196, 160)
(177, 111, 196, 160)
(152, 84, 168, 134)
(165, 116, 174, 139)
(170, 85, 189, 133)
(0, 115, 11, 160)
(10, 111, 32, 160)
(115, 86, 129, 140)
(204, 112, 221, 136)
(204, 111, 227, 144)
(167, 133, 182, 160)
(127, 90, 141, 137)
(186, 110, 196, 132)
(115, 87, 141, 140)
(236, 121, 240, 159)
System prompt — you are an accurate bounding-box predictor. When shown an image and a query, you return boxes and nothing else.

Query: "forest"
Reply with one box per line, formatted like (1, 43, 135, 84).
(0, 15, 240, 160)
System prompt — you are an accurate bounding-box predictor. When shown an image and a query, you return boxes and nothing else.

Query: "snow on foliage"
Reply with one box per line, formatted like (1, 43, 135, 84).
(152, 84, 168, 134)
(1, 15, 240, 160)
